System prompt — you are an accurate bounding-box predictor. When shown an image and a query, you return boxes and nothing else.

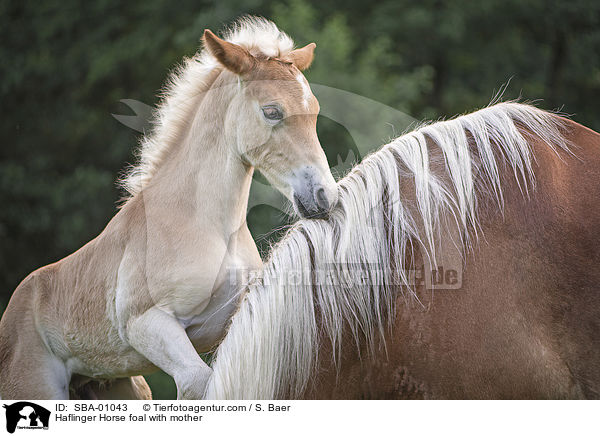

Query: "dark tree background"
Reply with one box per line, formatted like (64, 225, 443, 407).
(1, 0, 599, 398)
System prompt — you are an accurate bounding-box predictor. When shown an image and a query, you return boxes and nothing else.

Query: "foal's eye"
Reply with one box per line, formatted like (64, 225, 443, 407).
(261, 105, 284, 123)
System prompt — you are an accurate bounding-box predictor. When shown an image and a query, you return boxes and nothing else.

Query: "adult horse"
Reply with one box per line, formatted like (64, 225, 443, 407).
(0, 17, 337, 399)
(205, 102, 600, 399)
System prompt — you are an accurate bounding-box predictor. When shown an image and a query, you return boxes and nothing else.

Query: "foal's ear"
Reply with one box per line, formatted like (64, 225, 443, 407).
(203, 29, 256, 75)
(287, 43, 316, 71)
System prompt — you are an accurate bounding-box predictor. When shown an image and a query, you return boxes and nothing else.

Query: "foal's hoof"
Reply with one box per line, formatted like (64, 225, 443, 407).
(175, 366, 213, 400)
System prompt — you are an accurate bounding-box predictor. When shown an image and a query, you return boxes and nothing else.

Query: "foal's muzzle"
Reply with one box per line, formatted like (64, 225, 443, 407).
(293, 185, 337, 219)
(288, 165, 338, 219)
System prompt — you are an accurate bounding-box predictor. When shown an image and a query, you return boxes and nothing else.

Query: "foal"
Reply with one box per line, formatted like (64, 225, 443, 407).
(0, 18, 337, 399)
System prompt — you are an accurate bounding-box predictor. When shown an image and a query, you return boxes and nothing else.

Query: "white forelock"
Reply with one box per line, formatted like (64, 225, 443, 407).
(119, 16, 295, 199)
(204, 102, 569, 400)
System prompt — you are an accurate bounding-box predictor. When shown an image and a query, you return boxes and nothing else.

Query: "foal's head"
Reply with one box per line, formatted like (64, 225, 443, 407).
(203, 30, 338, 219)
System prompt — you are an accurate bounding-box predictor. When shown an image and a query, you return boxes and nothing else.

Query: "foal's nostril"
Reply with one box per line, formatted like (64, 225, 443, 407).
(315, 187, 329, 211)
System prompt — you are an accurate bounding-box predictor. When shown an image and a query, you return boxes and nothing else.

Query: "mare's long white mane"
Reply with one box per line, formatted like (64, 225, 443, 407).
(204, 102, 569, 400)
(120, 17, 295, 198)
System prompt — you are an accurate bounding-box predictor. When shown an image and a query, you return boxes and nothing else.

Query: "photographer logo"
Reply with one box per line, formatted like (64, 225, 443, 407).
(2, 402, 50, 433)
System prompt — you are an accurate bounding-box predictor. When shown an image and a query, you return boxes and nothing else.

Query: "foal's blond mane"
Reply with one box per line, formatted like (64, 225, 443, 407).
(204, 102, 570, 400)
(120, 17, 296, 199)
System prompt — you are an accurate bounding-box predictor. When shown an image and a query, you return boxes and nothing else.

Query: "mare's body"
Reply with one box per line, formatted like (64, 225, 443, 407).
(205, 106, 600, 399)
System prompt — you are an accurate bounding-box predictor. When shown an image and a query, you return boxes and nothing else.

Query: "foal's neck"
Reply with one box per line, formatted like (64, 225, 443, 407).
(146, 77, 253, 236)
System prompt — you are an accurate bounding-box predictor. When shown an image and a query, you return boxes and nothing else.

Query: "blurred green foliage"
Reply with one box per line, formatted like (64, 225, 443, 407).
(1, 0, 599, 399)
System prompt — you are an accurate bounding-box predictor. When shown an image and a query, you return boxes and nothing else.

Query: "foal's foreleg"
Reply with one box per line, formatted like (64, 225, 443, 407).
(126, 307, 212, 399)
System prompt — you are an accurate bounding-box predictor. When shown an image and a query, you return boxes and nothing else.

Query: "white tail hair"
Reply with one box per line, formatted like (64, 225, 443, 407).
(204, 102, 569, 399)
(120, 16, 295, 199)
